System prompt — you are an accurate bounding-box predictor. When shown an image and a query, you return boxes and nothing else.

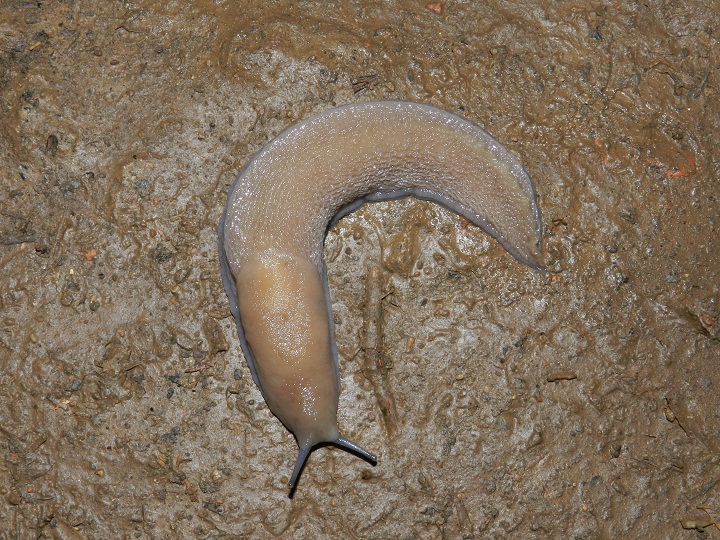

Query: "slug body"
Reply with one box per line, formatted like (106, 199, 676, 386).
(219, 100, 543, 488)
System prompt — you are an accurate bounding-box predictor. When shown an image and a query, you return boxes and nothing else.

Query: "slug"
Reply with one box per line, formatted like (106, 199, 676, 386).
(218, 100, 543, 489)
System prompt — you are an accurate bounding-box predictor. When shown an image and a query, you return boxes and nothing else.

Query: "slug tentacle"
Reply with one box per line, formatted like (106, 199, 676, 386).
(335, 436, 378, 464)
(219, 100, 543, 490)
(289, 446, 312, 489)
(289, 437, 377, 489)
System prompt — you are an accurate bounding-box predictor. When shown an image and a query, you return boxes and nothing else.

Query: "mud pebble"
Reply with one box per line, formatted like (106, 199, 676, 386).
(161, 427, 181, 444)
(133, 178, 153, 200)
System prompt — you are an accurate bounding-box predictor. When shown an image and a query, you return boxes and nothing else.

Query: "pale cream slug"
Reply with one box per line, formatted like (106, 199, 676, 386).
(218, 100, 543, 489)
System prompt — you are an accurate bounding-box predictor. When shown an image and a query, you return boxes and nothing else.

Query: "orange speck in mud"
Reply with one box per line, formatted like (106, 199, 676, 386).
(666, 150, 696, 178)
(593, 138, 609, 163)
(701, 312, 716, 327)
(85, 249, 97, 261)
(426, 2, 443, 14)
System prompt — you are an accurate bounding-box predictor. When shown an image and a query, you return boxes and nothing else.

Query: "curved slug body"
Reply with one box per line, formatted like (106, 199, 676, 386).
(219, 100, 543, 488)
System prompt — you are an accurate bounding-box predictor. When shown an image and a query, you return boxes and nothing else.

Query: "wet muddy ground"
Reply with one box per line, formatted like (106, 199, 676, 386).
(1, 0, 719, 538)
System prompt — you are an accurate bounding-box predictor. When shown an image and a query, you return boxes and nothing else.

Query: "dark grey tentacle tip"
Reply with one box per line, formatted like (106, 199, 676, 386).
(531, 258, 548, 274)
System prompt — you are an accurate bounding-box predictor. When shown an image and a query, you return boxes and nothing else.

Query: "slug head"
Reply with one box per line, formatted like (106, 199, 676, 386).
(235, 251, 378, 489)
(235, 251, 341, 447)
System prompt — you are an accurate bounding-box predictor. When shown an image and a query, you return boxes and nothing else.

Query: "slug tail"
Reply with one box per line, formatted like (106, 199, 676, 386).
(288, 446, 312, 489)
(335, 435, 377, 464)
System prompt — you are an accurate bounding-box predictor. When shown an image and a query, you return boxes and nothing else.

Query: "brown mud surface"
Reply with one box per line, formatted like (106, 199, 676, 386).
(1, 1, 719, 538)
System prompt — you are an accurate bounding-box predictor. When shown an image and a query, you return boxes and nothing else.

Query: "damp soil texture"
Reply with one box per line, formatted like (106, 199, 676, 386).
(1, 1, 719, 539)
